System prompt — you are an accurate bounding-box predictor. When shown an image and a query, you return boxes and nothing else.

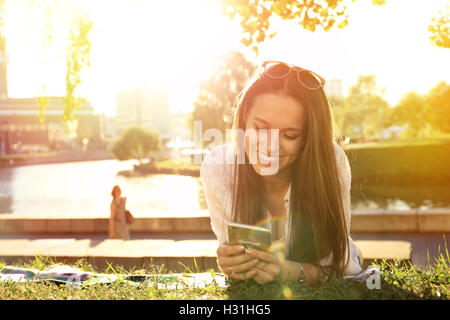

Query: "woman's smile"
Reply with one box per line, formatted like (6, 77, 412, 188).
(258, 150, 283, 166)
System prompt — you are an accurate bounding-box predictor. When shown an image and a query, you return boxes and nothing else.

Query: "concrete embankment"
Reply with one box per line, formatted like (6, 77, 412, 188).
(0, 150, 115, 168)
(1, 208, 449, 234)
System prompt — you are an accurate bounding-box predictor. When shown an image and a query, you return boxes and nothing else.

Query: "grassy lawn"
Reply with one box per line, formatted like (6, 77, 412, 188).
(1, 252, 449, 300)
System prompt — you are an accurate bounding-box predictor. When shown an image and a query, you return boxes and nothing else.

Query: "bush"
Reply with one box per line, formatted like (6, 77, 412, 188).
(111, 126, 161, 163)
(345, 139, 450, 184)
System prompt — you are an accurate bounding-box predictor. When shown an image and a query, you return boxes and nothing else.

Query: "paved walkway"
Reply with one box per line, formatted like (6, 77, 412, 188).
(0, 233, 218, 272)
(353, 232, 450, 269)
(1, 232, 447, 272)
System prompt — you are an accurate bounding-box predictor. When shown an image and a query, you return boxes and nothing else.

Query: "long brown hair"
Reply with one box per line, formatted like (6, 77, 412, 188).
(230, 67, 349, 277)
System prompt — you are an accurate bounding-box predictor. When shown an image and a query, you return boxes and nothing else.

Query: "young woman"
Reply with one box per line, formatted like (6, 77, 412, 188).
(109, 185, 130, 240)
(200, 61, 363, 286)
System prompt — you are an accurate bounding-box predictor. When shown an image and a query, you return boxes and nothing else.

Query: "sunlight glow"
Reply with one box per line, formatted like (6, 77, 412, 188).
(3, 0, 450, 116)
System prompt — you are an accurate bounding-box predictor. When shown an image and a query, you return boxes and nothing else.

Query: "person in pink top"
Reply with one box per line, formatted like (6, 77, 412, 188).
(109, 185, 130, 240)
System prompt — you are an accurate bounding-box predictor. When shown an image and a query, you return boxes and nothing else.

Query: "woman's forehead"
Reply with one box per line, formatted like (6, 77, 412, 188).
(248, 93, 306, 129)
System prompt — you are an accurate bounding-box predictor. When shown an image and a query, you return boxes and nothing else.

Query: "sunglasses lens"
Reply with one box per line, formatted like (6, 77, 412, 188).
(298, 70, 322, 89)
(265, 62, 291, 78)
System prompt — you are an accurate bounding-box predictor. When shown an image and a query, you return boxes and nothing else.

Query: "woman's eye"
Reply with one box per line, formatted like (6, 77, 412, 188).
(284, 134, 299, 140)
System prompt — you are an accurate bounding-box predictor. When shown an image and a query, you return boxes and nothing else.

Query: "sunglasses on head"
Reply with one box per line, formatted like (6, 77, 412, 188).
(259, 60, 326, 90)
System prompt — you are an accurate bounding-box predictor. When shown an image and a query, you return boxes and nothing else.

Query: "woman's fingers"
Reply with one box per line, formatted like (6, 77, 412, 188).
(253, 268, 274, 284)
(220, 259, 257, 275)
(245, 248, 280, 265)
(227, 258, 259, 274)
(217, 244, 245, 257)
(218, 253, 258, 273)
(218, 246, 257, 268)
(229, 269, 257, 280)
(256, 262, 280, 276)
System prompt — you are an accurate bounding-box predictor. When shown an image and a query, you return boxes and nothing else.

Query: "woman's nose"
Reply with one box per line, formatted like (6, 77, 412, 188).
(257, 129, 279, 156)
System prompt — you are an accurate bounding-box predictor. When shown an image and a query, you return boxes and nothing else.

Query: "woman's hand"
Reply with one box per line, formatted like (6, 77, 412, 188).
(299, 262, 328, 286)
(216, 244, 259, 280)
(245, 247, 283, 285)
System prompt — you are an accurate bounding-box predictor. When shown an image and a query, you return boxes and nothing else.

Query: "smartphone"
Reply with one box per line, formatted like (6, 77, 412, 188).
(226, 222, 272, 250)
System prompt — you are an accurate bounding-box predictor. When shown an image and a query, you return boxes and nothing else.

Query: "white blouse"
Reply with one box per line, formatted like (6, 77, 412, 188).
(200, 142, 363, 276)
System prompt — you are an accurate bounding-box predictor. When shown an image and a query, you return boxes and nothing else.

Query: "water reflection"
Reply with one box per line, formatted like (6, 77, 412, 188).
(351, 182, 450, 210)
(1, 160, 449, 217)
(0, 160, 206, 216)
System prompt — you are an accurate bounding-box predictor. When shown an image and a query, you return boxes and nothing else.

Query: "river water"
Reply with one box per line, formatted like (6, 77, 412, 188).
(0, 160, 206, 217)
(0, 160, 448, 216)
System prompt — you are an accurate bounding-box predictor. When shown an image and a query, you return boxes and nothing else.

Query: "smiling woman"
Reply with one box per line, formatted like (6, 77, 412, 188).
(201, 60, 364, 286)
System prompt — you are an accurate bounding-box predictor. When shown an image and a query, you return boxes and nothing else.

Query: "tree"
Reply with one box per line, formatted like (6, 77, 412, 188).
(25, 1, 93, 128)
(62, 14, 93, 123)
(188, 51, 257, 147)
(334, 75, 390, 140)
(111, 126, 161, 164)
(390, 92, 429, 138)
(426, 81, 450, 134)
(0, 0, 5, 55)
(429, 5, 450, 49)
(220, 0, 386, 55)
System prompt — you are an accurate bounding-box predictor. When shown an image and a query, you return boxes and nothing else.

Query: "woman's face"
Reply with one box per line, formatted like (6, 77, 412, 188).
(244, 92, 307, 176)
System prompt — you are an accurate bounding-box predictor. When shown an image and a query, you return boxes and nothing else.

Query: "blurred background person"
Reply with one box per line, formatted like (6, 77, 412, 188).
(109, 185, 130, 240)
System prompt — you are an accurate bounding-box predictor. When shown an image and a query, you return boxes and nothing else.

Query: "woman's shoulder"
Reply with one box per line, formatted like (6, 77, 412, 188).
(333, 140, 352, 189)
(333, 141, 350, 168)
(200, 143, 236, 185)
(202, 143, 236, 165)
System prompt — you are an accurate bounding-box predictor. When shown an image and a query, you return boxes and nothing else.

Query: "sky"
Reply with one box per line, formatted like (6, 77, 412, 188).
(3, 0, 450, 117)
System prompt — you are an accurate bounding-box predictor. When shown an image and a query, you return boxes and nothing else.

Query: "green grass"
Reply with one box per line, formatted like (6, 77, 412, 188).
(1, 249, 449, 300)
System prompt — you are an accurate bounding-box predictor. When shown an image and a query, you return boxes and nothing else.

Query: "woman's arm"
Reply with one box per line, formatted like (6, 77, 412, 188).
(200, 146, 258, 280)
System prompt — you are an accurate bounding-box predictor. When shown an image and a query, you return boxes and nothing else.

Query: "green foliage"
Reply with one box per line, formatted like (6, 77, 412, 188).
(345, 139, 450, 184)
(37, 95, 49, 123)
(111, 125, 161, 164)
(0, 0, 5, 54)
(221, 0, 386, 55)
(63, 14, 93, 123)
(426, 81, 450, 134)
(332, 75, 390, 140)
(389, 92, 428, 138)
(429, 5, 450, 49)
(1, 254, 448, 300)
(32, 0, 61, 123)
(189, 51, 257, 147)
(386, 81, 450, 138)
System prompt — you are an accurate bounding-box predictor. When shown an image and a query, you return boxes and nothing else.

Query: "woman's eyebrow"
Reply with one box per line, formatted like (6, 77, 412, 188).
(252, 117, 303, 132)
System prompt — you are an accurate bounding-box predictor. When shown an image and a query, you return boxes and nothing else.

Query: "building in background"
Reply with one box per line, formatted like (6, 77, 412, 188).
(115, 85, 171, 141)
(115, 85, 152, 135)
(148, 87, 170, 140)
(0, 49, 103, 155)
(0, 97, 102, 154)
